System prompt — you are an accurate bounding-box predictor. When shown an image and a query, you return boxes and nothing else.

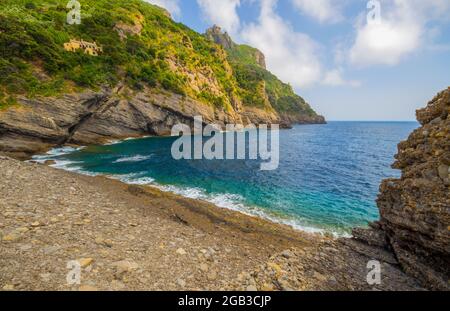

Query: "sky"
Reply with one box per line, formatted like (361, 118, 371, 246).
(146, 0, 450, 121)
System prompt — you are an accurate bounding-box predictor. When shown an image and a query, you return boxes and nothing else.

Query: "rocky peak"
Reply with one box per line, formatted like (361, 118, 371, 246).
(205, 25, 235, 50)
(205, 25, 266, 69)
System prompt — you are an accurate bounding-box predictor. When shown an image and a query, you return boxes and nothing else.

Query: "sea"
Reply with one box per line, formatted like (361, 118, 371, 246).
(32, 121, 419, 236)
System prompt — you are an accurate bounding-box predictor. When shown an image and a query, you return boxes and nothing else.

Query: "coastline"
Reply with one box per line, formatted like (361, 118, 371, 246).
(30, 132, 352, 238)
(0, 156, 422, 290)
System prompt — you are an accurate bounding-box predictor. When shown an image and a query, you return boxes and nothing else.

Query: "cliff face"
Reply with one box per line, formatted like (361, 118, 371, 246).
(0, 86, 246, 159)
(205, 25, 236, 51)
(205, 26, 325, 126)
(0, 1, 325, 158)
(205, 25, 266, 69)
(353, 88, 450, 290)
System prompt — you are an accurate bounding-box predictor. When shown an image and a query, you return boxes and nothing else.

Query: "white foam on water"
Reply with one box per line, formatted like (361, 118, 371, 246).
(105, 136, 151, 145)
(151, 183, 346, 237)
(31, 146, 85, 163)
(50, 160, 82, 170)
(32, 146, 348, 237)
(118, 174, 155, 185)
(113, 155, 153, 163)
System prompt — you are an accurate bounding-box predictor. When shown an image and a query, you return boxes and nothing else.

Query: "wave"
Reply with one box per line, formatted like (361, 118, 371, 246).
(105, 136, 151, 146)
(31, 146, 85, 162)
(31, 146, 349, 238)
(113, 155, 153, 163)
(143, 182, 348, 237)
(114, 173, 155, 185)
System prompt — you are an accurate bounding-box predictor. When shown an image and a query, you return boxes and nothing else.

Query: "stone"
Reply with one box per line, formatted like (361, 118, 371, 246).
(281, 250, 293, 259)
(246, 285, 257, 291)
(199, 263, 209, 272)
(95, 237, 113, 248)
(3, 284, 15, 290)
(437, 164, 449, 180)
(79, 285, 98, 291)
(31, 221, 41, 227)
(261, 283, 274, 291)
(278, 280, 295, 291)
(2, 233, 19, 242)
(267, 262, 283, 275)
(177, 279, 186, 287)
(113, 260, 139, 275)
(42, 245, 61, 255)
(40, 273, 52, 281)
(313, 271, 327, 282)
(111, 280, 126, 290)
(77, 258, 94, 268)
(19, 244, 32, 251)
(207, 271, 217, 281)
(176, 248, 187, 255)
(16, 227, 29, 233)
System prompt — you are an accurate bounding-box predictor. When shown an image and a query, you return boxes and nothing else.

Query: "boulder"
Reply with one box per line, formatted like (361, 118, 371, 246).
(376, 87, 450, 290)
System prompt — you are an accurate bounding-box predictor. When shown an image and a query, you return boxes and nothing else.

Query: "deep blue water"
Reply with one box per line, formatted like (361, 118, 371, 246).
(34, 122, 418, 235)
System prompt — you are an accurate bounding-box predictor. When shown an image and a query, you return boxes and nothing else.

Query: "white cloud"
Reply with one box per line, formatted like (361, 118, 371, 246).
(323, 69, 361, 87)
(197, 0, 241, 34)
(349, 0, 450, 67)
(241, 0, 322, 88)
(291, 0, 343, 24)
(144, 0, 180, 17)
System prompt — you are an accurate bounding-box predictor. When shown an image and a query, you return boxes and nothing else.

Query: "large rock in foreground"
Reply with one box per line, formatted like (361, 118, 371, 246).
(377, 87, 450, 290)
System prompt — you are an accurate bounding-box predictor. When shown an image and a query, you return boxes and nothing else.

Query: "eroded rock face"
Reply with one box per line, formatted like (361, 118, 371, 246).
(377, 87, 450, 290)
(205, 25, 267, 69)
(205, 25, 236, 50)
(0, 88, 242, 158)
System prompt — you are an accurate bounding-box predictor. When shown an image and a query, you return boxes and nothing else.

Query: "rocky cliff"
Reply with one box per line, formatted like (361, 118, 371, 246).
(0, 0, 325, 158)
(204, 25, 325, 126)
(205, 25, 236, 51)
(205, 25, 266, 69)
(0, 86, 247, 159)
(354, 87, 450, 290)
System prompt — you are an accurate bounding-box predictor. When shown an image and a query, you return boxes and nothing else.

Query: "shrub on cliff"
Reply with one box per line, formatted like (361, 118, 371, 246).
(0, 0, 322, 121)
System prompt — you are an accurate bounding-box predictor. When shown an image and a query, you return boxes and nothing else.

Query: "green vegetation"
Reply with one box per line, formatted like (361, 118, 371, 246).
(227, 44, 315, 116)
(0, 0, 237, 106)
(0, 0, 319, 119)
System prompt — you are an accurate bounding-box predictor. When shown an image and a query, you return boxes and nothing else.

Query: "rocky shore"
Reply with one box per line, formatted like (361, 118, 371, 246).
(1, 88, 448, 291)
(0, 157, 421, 291)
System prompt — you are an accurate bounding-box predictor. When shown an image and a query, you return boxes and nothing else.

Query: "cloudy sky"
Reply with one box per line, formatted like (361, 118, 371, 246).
(146, 0, 450, 121)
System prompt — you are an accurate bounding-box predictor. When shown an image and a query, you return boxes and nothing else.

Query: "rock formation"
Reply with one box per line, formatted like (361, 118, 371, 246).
(0, 87, 246, 159)
(353, 87, 450, 290)
(376, 87, 450, 290)
(205, 25, 236, 50)
(205, 25, 266, 69)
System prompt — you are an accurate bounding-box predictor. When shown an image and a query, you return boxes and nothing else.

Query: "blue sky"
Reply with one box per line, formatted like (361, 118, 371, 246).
(147, 0, 450, 121)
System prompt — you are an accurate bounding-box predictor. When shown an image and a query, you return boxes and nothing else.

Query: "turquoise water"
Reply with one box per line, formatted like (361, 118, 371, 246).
(33, 122, 418, 236)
